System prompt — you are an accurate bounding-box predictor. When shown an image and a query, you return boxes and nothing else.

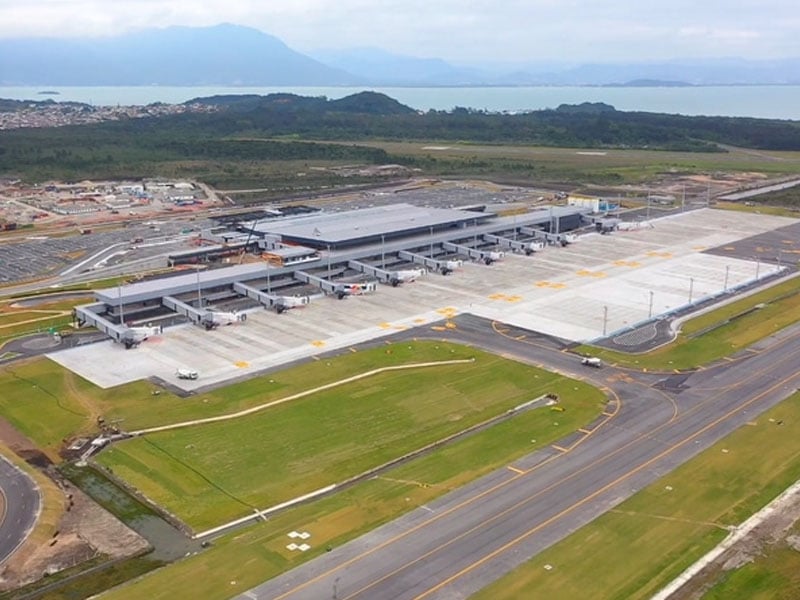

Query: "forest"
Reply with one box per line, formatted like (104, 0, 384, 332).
(1, 91, 799, 187)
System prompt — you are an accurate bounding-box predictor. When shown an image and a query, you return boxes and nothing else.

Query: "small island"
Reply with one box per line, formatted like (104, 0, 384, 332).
(37, 90, 61, 95)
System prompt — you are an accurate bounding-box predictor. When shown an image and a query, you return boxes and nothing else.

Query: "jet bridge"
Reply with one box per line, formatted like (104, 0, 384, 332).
(74, 304, 159, 349)
(481, 233, 545, 255)
(442, 241, 505, 265)
(397, 250, 462, 275)
(347, 260, 399, 285)
(233, 282, 310, 313)
(162, 296, 206, 325)
(347, 260, 426, 287)
(519, 227, 577, 246)
(74, 303, 128, 342)
(294, 270, 377, 299)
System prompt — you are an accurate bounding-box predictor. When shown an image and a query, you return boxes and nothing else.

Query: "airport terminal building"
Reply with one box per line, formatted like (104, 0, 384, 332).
(74, 202, 594, 347)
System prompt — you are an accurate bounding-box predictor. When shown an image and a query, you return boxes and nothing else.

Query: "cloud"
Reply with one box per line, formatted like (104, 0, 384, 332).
(0, 0, 796, 61)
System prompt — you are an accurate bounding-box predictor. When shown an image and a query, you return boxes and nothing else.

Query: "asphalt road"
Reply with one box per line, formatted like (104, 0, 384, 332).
(0, 454, 40, 565)
(235, 314, 800, 600)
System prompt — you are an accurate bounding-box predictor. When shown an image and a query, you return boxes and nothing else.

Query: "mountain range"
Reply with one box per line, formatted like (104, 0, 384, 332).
(1, 23, 799, 87)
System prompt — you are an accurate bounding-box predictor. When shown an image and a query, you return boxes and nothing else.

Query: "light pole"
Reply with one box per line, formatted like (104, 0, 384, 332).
(196, 265, 202, 308)
(327, 244, 331, 279)
(118, 283, 125, 325)
(648, 290, 654, 319)
(602, 305, 609, 336)
(724, 265, 730, 291)
(266, 263, 271, 294)
(688, 277, 694, 303)
(381, 234, 385, 267)
(756, 257, 761, 280)
(429, 226, 434, 257)
(646, 192, 651, 221)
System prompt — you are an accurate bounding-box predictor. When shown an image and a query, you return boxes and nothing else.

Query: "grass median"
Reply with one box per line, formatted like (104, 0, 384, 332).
(473, 391, 800, 600)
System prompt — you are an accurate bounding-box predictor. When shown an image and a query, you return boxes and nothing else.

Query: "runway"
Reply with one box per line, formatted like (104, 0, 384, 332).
(235, 315, 800, 600)
(0, 454, 40, 564)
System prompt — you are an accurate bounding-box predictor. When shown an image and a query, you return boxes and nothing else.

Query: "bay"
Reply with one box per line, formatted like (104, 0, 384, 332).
(1, 85, 799, 120)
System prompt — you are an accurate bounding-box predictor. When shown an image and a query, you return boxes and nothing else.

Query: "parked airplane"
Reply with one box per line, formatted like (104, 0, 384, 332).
(274, 295, 310, 314)
(121, 324, 163, 349)
(334, 282, 377, 299)
(523, 241, 546, 255)
(201, 310, 247, 330)
(483, 250, 505, 265)
(440, 259, 463, 275)
(390, 268, 427, 286)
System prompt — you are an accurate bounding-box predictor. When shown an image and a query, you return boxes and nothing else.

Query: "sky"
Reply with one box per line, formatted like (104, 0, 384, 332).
(0, 0, 797, 63)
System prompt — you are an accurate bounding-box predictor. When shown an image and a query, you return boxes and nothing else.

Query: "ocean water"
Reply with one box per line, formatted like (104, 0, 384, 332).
(1, 85, 799, 120)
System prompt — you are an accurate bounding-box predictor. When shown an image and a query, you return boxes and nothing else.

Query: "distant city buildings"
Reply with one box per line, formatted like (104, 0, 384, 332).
(0, 102, 218, 130)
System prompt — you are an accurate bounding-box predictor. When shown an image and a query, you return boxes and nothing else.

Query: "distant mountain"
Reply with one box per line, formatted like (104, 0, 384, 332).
(518, 59, 800, 86)
(0, 23, 360, 86)
(1, 23, 799, 87)
(187, 91, 416, 115)
(310, 47, 486, 85)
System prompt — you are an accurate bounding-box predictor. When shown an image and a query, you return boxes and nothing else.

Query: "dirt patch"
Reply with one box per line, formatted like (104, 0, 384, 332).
(0, 474, 150, 591)
(0, 418, 149, 593)
(0, 416, 39, 455)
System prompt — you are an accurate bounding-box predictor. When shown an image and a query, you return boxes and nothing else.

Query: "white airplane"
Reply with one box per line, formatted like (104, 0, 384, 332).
(201, 310, 247, 330)
(274, 295, 310, 313)
(523, 241, 545, 255)
(121, 324, 163, 349)
(334, 282, 377, 299)
(390, 268, 427, 286)
(482, 250, 505, 265)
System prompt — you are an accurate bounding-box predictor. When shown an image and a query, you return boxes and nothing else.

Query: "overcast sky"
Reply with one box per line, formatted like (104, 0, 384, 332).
(1, 0, 797, 63)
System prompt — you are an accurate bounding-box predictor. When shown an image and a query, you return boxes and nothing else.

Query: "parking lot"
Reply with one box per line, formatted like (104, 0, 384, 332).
(48, 208, 793, 391)
(0, 221, 212, 283)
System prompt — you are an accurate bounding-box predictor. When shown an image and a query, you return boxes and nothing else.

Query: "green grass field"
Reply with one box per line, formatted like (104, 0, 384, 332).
(577, 274, 800, 371)
(0, 343, 477, 454)
(473, 392, 800, 600)
(360, 141, 800, 185)
(97, 349, 596, 530)
(98, 375, 605, 600)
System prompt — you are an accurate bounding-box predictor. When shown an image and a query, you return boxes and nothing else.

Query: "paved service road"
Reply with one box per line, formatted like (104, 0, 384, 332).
(0, 454, 40, 564)
(236, 315, 800, 600)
